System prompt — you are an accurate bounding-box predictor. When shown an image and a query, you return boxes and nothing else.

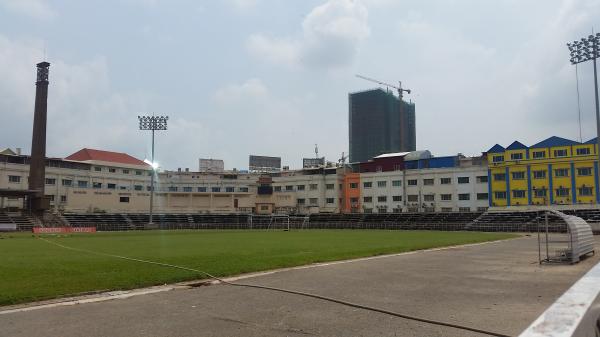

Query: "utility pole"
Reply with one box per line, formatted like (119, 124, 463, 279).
(138, 115, 168, 226)
(568, 32, 600, 204)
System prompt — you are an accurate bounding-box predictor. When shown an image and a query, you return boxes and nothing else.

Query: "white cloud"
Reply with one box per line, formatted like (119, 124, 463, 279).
(246, 0, 370, 69)
(213, 78, 269, 105)
(0, 0, 57, 20)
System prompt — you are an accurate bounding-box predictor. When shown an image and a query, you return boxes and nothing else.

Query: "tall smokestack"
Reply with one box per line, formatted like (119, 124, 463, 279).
(28, 61, 50, 214)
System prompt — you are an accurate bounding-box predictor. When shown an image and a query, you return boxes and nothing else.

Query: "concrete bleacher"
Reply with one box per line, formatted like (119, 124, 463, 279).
(0, 212, 36, 231)
(31, 209, 600, 233)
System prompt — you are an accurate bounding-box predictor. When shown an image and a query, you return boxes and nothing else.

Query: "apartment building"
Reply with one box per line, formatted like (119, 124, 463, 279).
(487, 136, 598, 207)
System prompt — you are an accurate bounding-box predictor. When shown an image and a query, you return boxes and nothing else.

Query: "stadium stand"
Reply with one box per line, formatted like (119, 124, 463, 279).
(18, 209, 600, 233)
(0, 212, 36, 231)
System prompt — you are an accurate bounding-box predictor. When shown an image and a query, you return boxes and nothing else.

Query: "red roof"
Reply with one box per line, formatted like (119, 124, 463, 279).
(65, 148, 149, 167)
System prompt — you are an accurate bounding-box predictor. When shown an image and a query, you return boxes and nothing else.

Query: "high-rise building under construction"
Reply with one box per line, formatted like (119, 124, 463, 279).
(349, 88, 416, 163)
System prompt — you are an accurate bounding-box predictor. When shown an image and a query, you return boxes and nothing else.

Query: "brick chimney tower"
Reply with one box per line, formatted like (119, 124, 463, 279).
(28, 61, 50, 214)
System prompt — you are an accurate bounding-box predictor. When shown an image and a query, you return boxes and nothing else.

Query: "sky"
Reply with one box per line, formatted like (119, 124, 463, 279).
(0, 0, 599, 171)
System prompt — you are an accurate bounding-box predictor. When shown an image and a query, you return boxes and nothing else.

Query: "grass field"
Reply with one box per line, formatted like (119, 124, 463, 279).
(0, 230, 516, 306)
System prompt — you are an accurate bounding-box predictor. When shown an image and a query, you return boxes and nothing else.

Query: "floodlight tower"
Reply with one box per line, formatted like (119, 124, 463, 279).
(567, 32, 600, 200)
(138, 115, 168, 225)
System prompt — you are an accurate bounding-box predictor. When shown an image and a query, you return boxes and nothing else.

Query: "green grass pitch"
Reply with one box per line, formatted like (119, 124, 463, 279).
(0, 230, 516, 306)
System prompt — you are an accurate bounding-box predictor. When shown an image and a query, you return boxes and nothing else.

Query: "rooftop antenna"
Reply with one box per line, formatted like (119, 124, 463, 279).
(315, 143, 319, 158)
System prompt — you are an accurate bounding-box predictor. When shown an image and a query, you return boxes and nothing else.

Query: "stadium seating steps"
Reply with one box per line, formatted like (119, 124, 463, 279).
(5, 209, 599, 233)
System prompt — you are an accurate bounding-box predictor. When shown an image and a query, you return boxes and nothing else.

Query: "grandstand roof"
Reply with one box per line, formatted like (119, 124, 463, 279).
(486, 144, 505, 153)
(506, 141, 528, 150)
(585, 137, 598, 144)
(530, 136, 578, 149)
(65, 148, 149, 167)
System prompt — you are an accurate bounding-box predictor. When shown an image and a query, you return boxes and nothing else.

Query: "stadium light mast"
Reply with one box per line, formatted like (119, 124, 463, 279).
(567, 32, 600, 197)
(138, 115, 168, 225)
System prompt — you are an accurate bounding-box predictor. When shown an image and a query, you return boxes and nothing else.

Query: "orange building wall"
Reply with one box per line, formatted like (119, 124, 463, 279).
(343, 173, 361, 213)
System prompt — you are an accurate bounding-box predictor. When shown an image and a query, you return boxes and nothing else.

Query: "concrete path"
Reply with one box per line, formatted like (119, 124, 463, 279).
(1, 236, 598, 337)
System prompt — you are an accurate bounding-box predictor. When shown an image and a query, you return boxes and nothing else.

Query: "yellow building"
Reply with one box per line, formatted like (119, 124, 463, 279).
(487, 136, 598, 208)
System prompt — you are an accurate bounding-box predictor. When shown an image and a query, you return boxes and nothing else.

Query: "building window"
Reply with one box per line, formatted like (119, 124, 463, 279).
(477, 193, 489, 200)
(492, 155, 504, 163)
(349, 182, 358, 189)
(407, 179, 417, 186)
(123, 169, 130, 174)
(309, 198, 318, 205)
(134, 185, 143, 191)
(183, 187, 192, 192)
(424, 194, 435, 202)
(8, 175, 21, 183)
(94, 166, 102, 172)
(326, 198, 335, 204)
(377, 181, 387, 187)
(440, 177, 452, 185)
(119, 186, 127, 190)
(459, 207, 471, 212)
(364, 208, 373, 213)
(146, 186, 152, 191)
(46, 195, 55, 201)
(119, 196, 129, 203)
(107, 183, 116, 189)
(78, 181, 88, 188)
(363, 182, 372, 188)
(378, 207, 388, 213)
(392, 195, 402, 202)
(576, 148, 591, 156)
(494, 191, 507, 199)
(212, 187, 220, 193)
(239, 187, 249, 192)
(283, 185, 292, 191)
(392, 180, 401, 187)
(60, 195, 67, 203)
(274, 186, 282, 192)
(555, 188, 570, 197)
(458, 193, 471, 201)
(512, 171, 525, 180)
(476, 176, 488, 183)
(377, 196, 387, 202)
(512, 190, 526, 198)
(554, 168, 569, 177)
(510, 153, 523, 160)
(297, 185, 305, 191)
(532, 151, 545, 159)
(407, 195, 418, 202)
(441, 207, 453, 212)
(168, 186, 178, 192)
(225, 187, 234, 192)
(62, 179, 72, 186)
(441, 194, 452, 201)
(534, 189, 547, 198)
(554, 149, 568, 157)
(135, 170, 142, 175)
(326, 184, 335, 190)
(363, 196, 372, 203)
(297, 198, 305, 205)
(108, 168, 116, 173)
(579, 186, 593, 196)
(533, 170, 546, 179)
(260, 205, 269, 211)
(93, 182, 102, 189)
(197, 187, 207, 192)
(309, 184, 318, 190)
(457, 177, 470, 184)
(45, 178, 56, 185)
(493, 173, 506, 181)
(423, 179, 434, 186)
(577, 167, 592, 176)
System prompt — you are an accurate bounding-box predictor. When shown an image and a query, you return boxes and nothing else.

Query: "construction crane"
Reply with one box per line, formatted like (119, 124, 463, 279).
(355, 74, 411, 100)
